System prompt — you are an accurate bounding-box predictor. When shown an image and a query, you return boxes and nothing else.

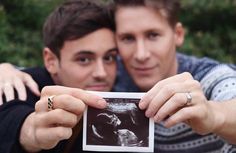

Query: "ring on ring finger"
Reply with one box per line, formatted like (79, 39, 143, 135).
(48, 95, 55, 111)
(185, 92, 192, 106)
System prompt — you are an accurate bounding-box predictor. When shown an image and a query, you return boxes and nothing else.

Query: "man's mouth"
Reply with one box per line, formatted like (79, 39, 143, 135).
(132, 65, 157, 75)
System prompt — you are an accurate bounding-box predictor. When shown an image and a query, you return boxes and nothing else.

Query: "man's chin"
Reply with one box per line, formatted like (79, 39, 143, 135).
(134, 79, 157, 92)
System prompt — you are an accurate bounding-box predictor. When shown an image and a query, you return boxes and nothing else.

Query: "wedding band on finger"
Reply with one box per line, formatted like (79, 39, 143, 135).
(185, 92, 192, 106)
(48, 95, 55, 111)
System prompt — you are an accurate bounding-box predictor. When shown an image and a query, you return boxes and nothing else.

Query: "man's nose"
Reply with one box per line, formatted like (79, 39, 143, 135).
(134, 40, 150, 62)
(92, 60, 107, 78)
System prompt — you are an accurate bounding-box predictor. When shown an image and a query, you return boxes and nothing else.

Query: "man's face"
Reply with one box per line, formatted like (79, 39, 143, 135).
(46, 28, 117, 91)
(115, 6, 184, 91)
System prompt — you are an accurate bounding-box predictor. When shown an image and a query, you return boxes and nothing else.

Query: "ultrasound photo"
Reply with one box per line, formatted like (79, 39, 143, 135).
(83, 92, 154, 152)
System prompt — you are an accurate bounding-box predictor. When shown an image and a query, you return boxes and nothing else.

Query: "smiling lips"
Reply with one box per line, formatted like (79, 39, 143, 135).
(132, 65, 157, 75)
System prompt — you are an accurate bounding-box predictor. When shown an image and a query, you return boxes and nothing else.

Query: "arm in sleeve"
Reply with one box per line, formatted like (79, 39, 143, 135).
(0, 101, 34, 153)
(200, 64, 236, 144)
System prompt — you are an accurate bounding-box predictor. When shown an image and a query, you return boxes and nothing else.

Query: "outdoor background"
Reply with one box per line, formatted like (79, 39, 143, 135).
(0, 0, 235, 67)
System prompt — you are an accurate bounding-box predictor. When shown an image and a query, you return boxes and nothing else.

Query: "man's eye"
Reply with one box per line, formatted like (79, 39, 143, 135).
(104, 55, 117, 63)
(147, 32, 159, 40)
(120, 35, 135, 43)
(77, 57, 92, 64)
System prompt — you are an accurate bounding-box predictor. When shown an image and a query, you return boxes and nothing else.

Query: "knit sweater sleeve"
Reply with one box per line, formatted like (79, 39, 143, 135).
(0, 101, 34, 153)
(200, 64, 236, 101)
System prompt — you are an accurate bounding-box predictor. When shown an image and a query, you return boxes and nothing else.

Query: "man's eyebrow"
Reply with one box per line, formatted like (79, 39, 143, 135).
(73, 48, 118, 58)
(107, 48, 118, 53)
(74, 50, 95, 56)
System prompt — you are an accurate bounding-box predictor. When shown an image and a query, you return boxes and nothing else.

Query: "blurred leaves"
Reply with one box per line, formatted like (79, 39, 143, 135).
(0, 0, 235, 66)
(0, 0, 63, 66)
(180, 0, 236, 63)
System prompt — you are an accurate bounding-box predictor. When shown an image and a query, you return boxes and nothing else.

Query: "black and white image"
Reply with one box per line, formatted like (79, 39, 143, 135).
(83, 92, 154, 152)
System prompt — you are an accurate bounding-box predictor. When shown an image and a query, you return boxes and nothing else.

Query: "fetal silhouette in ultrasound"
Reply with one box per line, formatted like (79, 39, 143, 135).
(86, 98, 149, 147)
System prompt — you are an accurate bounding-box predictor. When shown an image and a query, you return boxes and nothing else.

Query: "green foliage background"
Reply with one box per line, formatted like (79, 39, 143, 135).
(0, 0, 235, 67)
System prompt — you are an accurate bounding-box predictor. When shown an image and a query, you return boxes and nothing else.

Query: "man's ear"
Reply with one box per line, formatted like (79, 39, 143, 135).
(174, 22, 185, 47)
(43, 48, 59, 74)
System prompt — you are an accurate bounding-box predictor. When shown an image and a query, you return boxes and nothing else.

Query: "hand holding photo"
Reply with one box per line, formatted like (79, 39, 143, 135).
(83, 92, 154, 152)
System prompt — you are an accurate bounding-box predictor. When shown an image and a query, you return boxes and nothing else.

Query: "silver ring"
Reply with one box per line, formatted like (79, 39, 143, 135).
(48, 95, 55, 111)
(185, 92, 192, 106)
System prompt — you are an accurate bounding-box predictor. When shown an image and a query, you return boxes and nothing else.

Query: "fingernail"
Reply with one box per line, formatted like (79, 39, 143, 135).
(154, 115, 160, 123)
(139, 101, 145, 110)
(97, 99, 107, 108)
(145, 111, 152, 118)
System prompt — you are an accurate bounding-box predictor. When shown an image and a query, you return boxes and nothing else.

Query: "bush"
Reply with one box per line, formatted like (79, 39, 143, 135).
(0, 0, 63, 66)
(180, 0, 236, 63)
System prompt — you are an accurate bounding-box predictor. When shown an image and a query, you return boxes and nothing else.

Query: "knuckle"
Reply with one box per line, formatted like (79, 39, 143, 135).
(183, 72, 193, 79)
(142, 92, 154, 103)
(55, 127, 72, 140)
(156, 110, 165, 119)
(180, 108, 190, 117)
(65, 129, 73, 139)
(35, 101, 41, 112)
(55, 128, 65, 139)
(35, 115, 44, 126)
(59, 94, 72, 100)
(53, 109, 65, 116)
(56, 94, 72, 107)
(76, 101, 86, 113)
(182, 108, 196, 120)
(175, 93, 183, 101)
(41, 86, 50, 95)
(192, 80, 201, 88)
(166, 117, 178, 126)
(173, 94, 184, 105)
(23, 73, 31, 79)
(70, 88, 82, 96)
(163, 85, 175, 95)
(70, 115, 78, 126)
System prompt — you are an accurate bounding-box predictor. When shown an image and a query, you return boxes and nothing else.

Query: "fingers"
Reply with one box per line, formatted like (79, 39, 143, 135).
(138, 72, 209, 130)
(0, 75, 36, 102)
(140, 72, 193, 109)
(36, 109, 79, 128)
(40, 86, 107, 109)
(163, 106, 207, 132)
(23, 73, 40, 96)
(20, 111, 75, 152)
(155, 90, 212, 135)
(32, 85, 108, 150)
(35, 127, 72, 150)
(32, 97, 83, 150)
(0, 63, 40, 103)
(0, 81, 15, 103)
(35, 94, 86, 116)
(143, 80, 199, 118)
(14, 77, 27, 101)
(153, 92, 190, 122)
(2, 83, 15, 101)
(163, 107, 193, 127)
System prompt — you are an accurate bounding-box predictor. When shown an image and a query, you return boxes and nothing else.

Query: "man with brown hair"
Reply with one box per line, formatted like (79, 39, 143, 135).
(1, 0, 236, 153)
(112, 0, 236, 152)
(0, 0, 119, 152)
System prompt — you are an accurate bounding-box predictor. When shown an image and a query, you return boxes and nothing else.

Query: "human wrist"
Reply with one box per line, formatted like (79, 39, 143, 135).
(209, 101, 226, 134)
(19, 113, 41, 153)
(211, 100, 236, 144)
